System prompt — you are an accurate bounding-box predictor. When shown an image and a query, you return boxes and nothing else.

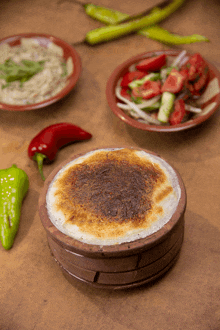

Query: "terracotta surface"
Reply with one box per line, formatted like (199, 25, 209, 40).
(1, 0, 220, 329)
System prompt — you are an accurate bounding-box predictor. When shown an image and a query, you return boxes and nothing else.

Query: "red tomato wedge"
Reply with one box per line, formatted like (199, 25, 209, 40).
(120, 71, 146, 87)
(169, 99, 186, 125)
(187, 53, 207, 81)
(162, 68, 186, 94)
(193, 68, 209, 92)
(132, 80, 161, 100)
(182, 53, 209, 95)
(136, 54, 166, 72)
(120, 86, 132, 100)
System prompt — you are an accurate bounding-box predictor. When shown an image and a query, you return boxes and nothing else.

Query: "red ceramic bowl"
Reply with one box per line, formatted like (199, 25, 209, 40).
(0, 33, 82, 111)
(106, 49, 220, 132)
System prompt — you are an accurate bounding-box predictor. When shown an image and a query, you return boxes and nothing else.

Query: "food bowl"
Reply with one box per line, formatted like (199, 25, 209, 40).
(106, 50, 220, 132)
(0, 33, 81, 111)
(39, 146, 187, 290)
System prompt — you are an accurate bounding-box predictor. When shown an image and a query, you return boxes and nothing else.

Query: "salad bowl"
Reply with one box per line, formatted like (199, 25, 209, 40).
(106, 49, 220, 132)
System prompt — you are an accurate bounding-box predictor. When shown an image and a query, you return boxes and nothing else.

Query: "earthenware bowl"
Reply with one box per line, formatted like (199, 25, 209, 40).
(106, 50, 220, 132)
(0, 33, 81, 111)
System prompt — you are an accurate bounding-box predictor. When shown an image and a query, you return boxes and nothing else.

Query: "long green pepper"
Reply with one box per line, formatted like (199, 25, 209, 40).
(84, 3, 129, 25)
(84, 2, 209, 45)
(85, 0, 186, 44)
(0, 164, 29, 250)
(138, 25, 209, 44)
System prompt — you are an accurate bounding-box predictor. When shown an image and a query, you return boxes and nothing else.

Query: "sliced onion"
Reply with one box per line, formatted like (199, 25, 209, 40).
(137, 95, 161, 109)
(117, 102, 130, 110)
(115, 87, 161, 125)
(117, 95, 160, 111)
(117, 103, 141, 119)
(171, 50, 187, 68)
(128, 64, 137, 72)
(176, 91, 188, 101)
(160, 68, 169, 84)
(185, 104, 202, 113)
(179, 55, 189, 68)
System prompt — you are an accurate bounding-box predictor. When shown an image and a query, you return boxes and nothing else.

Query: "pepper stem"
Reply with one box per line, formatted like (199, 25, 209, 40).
(34, 152, 47, 181)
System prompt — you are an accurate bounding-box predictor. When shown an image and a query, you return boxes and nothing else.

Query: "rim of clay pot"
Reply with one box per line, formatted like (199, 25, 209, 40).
(38, 146, 187, 258)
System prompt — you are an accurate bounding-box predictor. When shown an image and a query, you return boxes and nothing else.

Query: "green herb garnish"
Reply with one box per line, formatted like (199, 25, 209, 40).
(61, 62, 67, 77)
(0, 58, 45, 88)
(131, 95, 143, 104)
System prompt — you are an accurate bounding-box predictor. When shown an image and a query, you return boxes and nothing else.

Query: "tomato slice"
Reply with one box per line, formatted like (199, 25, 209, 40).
(169, 99, 186, 125)
(186, 53, 208, 81)
(132, 80, 161, 100)
(193, 67, 209, 92)
(120, 71, 146, 87)
(179, 68, 189, 80)
(120, 86, 132, 100)
(161, 68, 186, 94)
(184, 60, 209, 96)
(136, 54, 166, 72)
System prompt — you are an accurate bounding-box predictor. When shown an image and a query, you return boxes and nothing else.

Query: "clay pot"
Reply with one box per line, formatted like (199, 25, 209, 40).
(39, 147, 186, 290)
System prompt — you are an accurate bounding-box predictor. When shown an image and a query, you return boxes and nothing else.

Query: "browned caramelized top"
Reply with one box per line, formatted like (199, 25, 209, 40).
(53, 149, 173, 239)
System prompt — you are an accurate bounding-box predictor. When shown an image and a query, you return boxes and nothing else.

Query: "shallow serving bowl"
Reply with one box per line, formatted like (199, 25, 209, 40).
(106, 49, 220, 132)
(0, 33, 82, 111)
(38, 146, 187, 290)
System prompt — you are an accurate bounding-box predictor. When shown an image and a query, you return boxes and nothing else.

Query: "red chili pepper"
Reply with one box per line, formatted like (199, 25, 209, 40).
(120, 71, 146, 87)
(28, 123, 92, 181)
(132, 80, 161, 100)
(169, 99, 186, 125)
(161, 68, 186, 94)
(136, 54, 166, 72)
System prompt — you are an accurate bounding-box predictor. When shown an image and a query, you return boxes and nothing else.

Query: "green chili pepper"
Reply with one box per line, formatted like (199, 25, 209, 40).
(84, 3, 129, 25)
(138, 25, 209, 44)
(0, 164, 29, 250)
(84, 3, 209, 45)
(85, 0, 185, 44)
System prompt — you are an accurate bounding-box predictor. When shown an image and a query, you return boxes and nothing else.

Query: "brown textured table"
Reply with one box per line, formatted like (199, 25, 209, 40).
(1, 1, 220, 329)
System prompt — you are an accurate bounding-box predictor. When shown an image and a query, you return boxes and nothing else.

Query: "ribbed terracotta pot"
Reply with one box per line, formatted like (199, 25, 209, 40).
(39, 146, 187, 290)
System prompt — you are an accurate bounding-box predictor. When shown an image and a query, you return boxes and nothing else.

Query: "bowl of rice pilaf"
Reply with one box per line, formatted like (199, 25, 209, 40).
(0, 33, 82, 111)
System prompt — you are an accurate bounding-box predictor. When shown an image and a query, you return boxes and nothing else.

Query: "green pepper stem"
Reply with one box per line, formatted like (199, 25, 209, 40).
(34, 152, 47, 181)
